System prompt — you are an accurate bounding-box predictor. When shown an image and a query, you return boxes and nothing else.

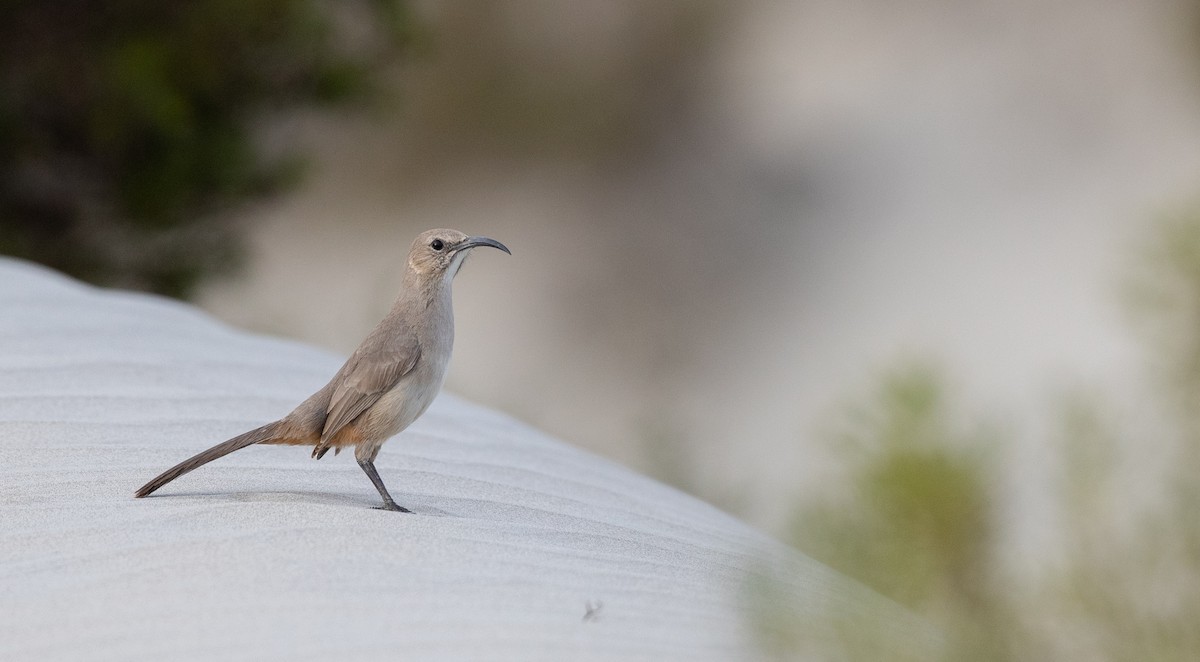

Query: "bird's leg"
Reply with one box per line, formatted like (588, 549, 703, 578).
(358, 458, 411, 513)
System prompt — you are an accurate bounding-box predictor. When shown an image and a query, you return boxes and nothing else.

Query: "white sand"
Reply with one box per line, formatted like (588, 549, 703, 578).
(0, 258, 930, 661)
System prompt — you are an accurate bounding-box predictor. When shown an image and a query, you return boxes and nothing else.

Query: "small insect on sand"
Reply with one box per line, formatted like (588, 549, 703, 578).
(583, 600, 604, 622)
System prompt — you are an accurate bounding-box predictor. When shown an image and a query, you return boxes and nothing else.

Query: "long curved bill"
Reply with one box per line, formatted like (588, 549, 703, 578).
(458, 236, 511, 255)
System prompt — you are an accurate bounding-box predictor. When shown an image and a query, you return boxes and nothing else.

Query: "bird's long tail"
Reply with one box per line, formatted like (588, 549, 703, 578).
(134, 421, 285, 498)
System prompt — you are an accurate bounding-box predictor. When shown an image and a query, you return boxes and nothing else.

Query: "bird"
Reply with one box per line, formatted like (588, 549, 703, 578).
(134, 228, 510, 512)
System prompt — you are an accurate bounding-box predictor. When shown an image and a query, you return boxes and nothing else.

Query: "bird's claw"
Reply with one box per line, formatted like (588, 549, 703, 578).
(375, 502, 412, 513)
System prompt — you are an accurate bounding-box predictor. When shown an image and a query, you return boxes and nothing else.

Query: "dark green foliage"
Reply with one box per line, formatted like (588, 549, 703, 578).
(0, 0, 409, 297)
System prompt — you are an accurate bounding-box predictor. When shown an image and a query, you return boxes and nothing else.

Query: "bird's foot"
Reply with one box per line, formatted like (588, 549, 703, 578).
(375, 502, 412, 513)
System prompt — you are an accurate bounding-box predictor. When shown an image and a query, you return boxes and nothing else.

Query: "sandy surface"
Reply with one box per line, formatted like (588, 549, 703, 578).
(0, 258, 929, 661)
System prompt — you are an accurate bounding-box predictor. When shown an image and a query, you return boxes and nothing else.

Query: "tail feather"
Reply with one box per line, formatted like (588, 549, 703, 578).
(134, 421, 284, 498)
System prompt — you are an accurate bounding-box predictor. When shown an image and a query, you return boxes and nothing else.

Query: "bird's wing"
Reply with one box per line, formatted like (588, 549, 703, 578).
(321, 330, 421, 444)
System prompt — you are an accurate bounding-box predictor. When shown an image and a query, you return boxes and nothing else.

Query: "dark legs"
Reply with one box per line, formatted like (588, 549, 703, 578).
(358, 459, 411, 513)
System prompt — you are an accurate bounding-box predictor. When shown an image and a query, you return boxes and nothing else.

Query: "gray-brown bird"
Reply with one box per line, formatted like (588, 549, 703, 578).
(134, 229, 510, 512)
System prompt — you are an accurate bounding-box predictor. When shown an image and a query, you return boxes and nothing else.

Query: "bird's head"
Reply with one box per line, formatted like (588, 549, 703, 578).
(407, 228, 511, 282)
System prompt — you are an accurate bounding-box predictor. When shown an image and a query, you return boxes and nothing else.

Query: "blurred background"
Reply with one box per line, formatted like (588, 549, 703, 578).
(7, 1, 1200, 656)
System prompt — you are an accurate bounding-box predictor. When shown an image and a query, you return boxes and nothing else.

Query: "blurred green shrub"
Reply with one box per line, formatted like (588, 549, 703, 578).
(766, 364, 1016, 660)
(1125, 209, 1200, 437)
(0, 0, 410, 297)
(755, 210, 1200, 660)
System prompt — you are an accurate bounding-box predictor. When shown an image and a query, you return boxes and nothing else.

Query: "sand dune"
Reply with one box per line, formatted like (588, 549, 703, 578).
(0, 258, 930, 661)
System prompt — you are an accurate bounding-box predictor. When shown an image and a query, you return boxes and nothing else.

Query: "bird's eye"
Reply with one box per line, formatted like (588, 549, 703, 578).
(430, 239, 445, 251)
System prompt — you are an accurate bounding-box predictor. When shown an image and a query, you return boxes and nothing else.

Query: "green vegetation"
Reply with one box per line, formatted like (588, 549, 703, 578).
(0, 1, 410, 297)
(754, 211, 1200, 660)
